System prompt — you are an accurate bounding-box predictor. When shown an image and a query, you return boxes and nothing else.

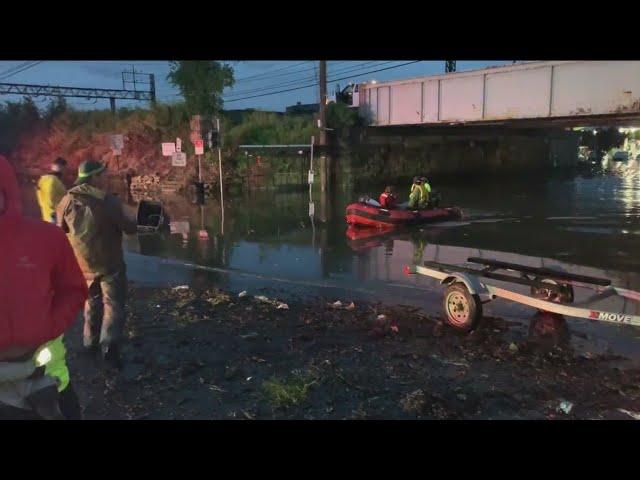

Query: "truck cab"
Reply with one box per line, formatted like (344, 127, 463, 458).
(336, 83, 361, 108)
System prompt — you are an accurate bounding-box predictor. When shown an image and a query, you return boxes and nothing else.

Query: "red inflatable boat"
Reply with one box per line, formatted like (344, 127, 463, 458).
(345, 201, 462, 229)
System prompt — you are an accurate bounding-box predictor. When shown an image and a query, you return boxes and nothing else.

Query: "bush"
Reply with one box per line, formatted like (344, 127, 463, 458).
(225, 111, 315, 147)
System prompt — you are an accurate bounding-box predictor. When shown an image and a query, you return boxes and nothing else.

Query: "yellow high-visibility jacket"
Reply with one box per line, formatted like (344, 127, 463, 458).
(34, 336, 70, 392)
(36, 174, 66, 222)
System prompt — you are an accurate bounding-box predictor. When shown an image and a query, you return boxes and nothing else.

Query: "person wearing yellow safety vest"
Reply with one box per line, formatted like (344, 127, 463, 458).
(408, 176, 431, 209)
(0, 155, 88, 420)
(36, 157, 68, 223)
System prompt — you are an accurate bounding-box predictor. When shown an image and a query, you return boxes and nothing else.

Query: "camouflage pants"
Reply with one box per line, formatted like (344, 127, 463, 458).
(83, 270, 127, 349)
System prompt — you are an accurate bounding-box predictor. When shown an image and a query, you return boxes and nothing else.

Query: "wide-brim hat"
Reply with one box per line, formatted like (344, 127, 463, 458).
(74, 160, 106, 186)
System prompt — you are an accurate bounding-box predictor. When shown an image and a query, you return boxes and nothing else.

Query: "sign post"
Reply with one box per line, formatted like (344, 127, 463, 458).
(195, 138, 204, 183)
(190, 116, 205, 186)
(309, 136, 316, 249)
(110, 134, 124, 170)
(215, 117, 224, 235)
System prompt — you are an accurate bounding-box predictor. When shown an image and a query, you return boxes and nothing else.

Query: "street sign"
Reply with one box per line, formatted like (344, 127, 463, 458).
(190, 131, 202, 144)
(171, 151, 187, 167)
(176, 138, 182, 153)
(194, 139, 204, 155)
(162, 143, 176, 156)
(110, 134, 124, 155)
(190, 115, 202, 132)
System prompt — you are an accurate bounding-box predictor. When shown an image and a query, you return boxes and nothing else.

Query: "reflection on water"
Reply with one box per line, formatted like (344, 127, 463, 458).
(118, 165, 640, 360)
(124, 165, 640, 291)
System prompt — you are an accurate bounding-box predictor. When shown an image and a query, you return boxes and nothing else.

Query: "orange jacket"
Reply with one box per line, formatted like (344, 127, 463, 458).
(379, 192, 397, 209)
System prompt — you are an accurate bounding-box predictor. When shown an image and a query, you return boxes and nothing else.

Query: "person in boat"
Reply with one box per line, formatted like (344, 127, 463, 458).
(408, 176, 429, 209)
(421, 176, 432, 197)
(379, 186, 397, 209)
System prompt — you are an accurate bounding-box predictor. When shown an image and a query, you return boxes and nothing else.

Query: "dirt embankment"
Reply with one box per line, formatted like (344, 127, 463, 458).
(11, 122, 161, 175)
(9, 121, 244, 191)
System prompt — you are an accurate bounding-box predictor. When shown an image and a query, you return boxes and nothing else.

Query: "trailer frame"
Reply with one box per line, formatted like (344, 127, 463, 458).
(404, 258, 640, 331)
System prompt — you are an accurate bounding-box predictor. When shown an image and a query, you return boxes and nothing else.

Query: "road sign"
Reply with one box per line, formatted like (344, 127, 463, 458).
(190, 115, 202, 132)
(171, 152, 187, 167)
(190, 131, 202, 144)
(162, 143, 176, 156)
(194, 139, 204, 155)
(176, 138, 182, 153)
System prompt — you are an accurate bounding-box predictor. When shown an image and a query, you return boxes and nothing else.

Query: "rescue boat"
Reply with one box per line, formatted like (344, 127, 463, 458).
(345, 198, 462, 229)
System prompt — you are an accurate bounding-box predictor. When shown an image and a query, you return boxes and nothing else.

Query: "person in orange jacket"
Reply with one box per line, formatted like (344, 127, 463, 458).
(379, 186, 397, 209)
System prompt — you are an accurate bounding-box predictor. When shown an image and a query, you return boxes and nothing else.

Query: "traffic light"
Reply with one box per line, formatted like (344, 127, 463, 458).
(208, 130, 219, 149)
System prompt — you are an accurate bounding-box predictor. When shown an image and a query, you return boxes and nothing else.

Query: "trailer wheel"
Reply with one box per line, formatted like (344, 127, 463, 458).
(443, 283, 483, 332)
(531, 278, 574, 304)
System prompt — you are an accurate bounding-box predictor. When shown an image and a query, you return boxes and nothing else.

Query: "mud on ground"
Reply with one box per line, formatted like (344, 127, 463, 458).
(66, 285, 640, 420)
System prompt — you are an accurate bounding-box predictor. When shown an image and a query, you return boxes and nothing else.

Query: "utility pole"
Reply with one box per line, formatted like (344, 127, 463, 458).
(318, 60, 327, 146)
(318, 60, 330, 193)
(131, 65, 137, 91)
(150, 73, 156, 107)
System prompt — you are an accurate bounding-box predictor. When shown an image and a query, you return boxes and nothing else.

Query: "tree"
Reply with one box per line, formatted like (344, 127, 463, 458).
(326, 102, 360, 130)
(44, 96, 68, 122)
(167, 61, 234, 116)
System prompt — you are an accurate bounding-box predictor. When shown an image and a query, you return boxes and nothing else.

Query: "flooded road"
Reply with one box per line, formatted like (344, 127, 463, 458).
(19, 160, 640, 362)
(125, 161, 640, 286)
(15, 160, 640, 418)
(119, 161, 640, 363)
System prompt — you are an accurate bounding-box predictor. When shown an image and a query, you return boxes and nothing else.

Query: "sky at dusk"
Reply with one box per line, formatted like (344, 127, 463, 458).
(0, 61, 511, 112)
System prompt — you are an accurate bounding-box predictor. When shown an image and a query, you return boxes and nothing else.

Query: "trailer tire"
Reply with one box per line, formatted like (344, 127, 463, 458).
(443, 283, 483, 332)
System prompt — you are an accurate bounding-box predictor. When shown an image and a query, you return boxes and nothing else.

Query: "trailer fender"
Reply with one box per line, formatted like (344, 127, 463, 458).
(440, 273, 482, 296)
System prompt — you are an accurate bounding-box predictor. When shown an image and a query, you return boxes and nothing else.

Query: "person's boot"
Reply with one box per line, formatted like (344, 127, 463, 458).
(101, 344, 122, 371)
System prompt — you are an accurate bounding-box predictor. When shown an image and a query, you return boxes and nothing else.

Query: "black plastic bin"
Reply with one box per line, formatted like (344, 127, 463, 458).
(137, 200, 166, 233)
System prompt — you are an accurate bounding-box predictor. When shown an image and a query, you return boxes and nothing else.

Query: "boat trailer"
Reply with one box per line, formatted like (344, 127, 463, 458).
(404, 257, 640, 332)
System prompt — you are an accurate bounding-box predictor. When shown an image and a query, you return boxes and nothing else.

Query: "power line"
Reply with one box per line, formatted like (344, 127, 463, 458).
(223, 61, 422, 104)
(0, 61, 43, 81)
(234, 60, 384, 86)
(225, 61, 391, 97)
(1, 61, 44, 80)
(0, 61, 35, 78)
(224, 61, 413, 100)
(233, 61, 313, 83)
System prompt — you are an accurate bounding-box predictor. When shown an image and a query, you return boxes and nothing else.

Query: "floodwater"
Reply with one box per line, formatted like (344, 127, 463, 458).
(125, 159, 640, 285)
(19, 158, 640, 362)
(123, 159, 640, 362)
